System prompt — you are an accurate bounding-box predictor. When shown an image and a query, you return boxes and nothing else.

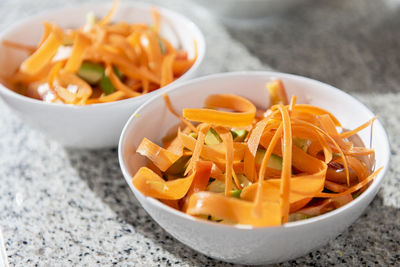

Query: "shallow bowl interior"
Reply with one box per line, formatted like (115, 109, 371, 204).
(119, 71, 390, 265)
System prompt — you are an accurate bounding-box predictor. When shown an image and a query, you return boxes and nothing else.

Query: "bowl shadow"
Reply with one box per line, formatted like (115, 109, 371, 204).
(65, 148, 399, 266)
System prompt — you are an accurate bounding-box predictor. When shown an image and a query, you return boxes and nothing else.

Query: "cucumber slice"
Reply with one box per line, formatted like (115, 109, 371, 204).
(236, 174, 252, 187)
(255, 149, 283, 170)
(189, 132, 198, 139)
(205, 128, 222, 145)
(231, 190, 242, 198)
(166, 156, 190, 175)
(207, 180, 225, 193)
(231, 129, 248, 142)
(113, 66, 123, 79)
(99, 75, 115, 95)
(77, 62, 104, 84)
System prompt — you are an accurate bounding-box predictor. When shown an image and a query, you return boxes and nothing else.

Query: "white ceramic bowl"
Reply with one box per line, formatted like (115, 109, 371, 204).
(119, 72, 390, 265)
(0, 2, 205, 148)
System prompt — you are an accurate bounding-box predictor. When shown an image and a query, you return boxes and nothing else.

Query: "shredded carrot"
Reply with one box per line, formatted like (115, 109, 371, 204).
(340, 116, 377, 139)
(129, 79, 382, 227)
(277, 105, 292, 223)
(64, 33, 91, 73)
(215, 127, 234, 196)
(105, 64, 141, 98)
(98, 0, 120, 26)
(20, 29, 63, 75)
(2, 40, 36, 53)
(137, 138, 180, 172)
(163, 94, 198, 133)
(4, 3, 196, 105)
(183, 94, 257, 127)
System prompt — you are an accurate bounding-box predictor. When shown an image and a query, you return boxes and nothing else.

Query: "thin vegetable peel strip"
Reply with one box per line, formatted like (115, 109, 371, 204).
(183, 94, 256, 127)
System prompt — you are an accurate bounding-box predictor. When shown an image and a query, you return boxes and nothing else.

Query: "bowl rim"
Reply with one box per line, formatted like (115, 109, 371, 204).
(0, 1, 206, 110)
(118, 71, 391, 231)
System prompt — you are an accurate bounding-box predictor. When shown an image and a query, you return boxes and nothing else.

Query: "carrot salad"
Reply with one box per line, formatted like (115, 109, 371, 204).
(1, 0, 196, 105)
(132, 80, 381, 227)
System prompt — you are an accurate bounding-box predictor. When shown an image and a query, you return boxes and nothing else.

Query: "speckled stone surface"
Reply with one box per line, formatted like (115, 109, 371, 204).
(0, 0, 399, 266)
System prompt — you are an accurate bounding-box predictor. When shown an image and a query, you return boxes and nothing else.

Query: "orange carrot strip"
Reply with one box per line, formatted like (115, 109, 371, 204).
(20, 29, 63, 75)
(244, 118, 270, 182)
(319, 114, 352, 151)
(183, 94, 256, 127)
(48, 61, 65, 90)
(292, 118, 350, 186)
(98, 91, 126, 103)
(54, 86, 76, 104)
(278, 105, 292, 223)
(163, 94, 198, 133)
(132, 167, 195, 200)
(215, 127, 234, 196)
(64, 33, 91, 73)
(253, 123, 283, 217)
(315, 167, 382, 198)
(2, 40, 36, 53)
(187, 191, 281, 227)
(37, 22, 53, 48)
(98, 0, 120, 26)
(293, 104, 341, 127)
(241, 167, 327, 203)
(340, 116, 377, 139)
(185, 125, 210, 176)
(160, 53, 175, 87)
(136, 138, 180, 172)
(181, 161, 213, 211)
(57, 70, 92, 103)
(151, 7, 161, 34)
(178, 131, 245, 163)
(324, 180, 348, 193)
(105, 64, 141, 98)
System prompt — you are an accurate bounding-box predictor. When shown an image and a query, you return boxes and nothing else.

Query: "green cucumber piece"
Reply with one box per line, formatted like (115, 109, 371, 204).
(207, 180, 225, 193)
(231, 129, 248, 142)
(189, 132, 198, 139)
(113, 66, 123, 79)
(231, 190, 242, 198)
(99, 75, 115, 95)
(205, 128, 222, 145)
(255, 149, 283, 170)
(236, 174, 252, 187)
(77, 62, 104, 84)
(166, 156, 191, 175)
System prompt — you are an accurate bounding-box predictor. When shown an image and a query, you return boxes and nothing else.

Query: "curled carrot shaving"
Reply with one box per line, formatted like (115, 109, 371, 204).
(132, 167, 195, 200)
(105, 64, 141, 98)
(277, 105, 292, 223)
(187, 192, 281, 227)
(183, 94, 256, 127)
(137, 138, 180, 172)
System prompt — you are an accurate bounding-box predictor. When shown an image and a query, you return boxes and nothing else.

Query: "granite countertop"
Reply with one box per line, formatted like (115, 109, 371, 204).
(0, 0, 399, 266)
